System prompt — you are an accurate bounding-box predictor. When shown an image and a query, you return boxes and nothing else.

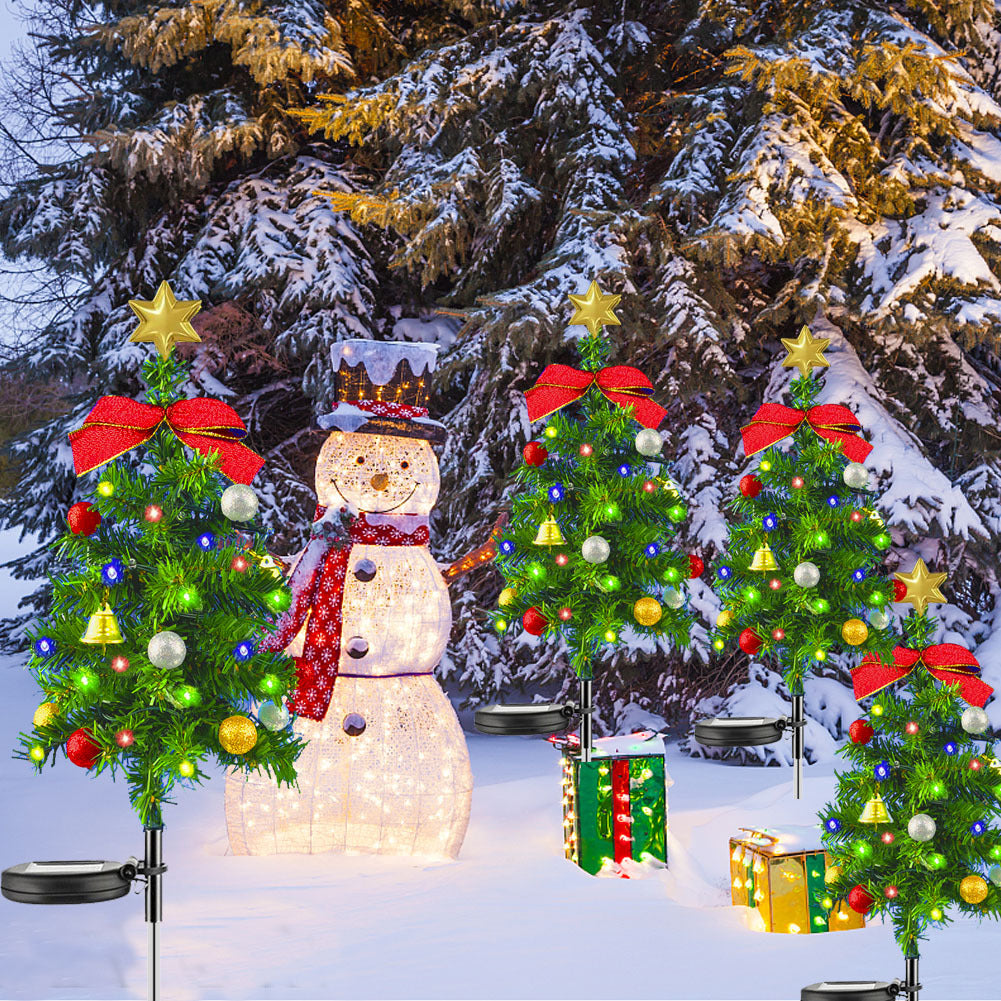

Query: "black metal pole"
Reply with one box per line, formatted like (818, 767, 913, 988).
(792, 693, 804, 799)
(903, 953, 920, 1001)
(579, 678, 593, 762)
(144, 826, 163, 1001)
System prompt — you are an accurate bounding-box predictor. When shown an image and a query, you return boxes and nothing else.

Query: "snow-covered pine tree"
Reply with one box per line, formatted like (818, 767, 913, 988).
(0, 0, 393, 636)
(5, 1, 1001, 748)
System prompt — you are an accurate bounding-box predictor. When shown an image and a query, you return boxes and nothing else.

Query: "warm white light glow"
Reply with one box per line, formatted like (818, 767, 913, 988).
(226, 429, 473, 858)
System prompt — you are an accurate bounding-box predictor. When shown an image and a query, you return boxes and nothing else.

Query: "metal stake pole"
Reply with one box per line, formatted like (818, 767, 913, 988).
(579, 678, 593, 762)
(903, 953, 920, 1001)
(144, 826, 163, 1001)
(792, 693, 804, 799)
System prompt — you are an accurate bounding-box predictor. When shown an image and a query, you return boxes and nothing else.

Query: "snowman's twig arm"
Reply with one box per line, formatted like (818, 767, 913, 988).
(442, 512, 508, 586)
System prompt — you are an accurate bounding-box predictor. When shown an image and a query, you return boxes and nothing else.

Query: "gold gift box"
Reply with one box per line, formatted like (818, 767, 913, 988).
(729, 828, 865, 935)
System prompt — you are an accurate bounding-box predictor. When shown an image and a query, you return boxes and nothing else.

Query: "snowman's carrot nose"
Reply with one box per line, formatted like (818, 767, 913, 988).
(370, 472, 390, 491)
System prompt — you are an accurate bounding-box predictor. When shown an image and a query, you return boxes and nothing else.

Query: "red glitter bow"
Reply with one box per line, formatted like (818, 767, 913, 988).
(261, 510, 431, 721)
(852, 643, 993, 707)
(524, 364, 666, 429)
(69, 396, 263, 484)
(740, 403, 872, 464)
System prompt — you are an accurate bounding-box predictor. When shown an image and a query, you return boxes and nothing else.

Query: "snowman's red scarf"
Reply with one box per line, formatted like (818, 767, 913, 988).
(261, 506, 431, 721)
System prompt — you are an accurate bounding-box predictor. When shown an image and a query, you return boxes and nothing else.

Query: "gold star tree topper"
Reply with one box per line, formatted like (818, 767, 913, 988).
(568, 281, 621, 336)
(781, 325, 830, 378)
(894, 558, 948, 615)
(128, 280, 202, 359)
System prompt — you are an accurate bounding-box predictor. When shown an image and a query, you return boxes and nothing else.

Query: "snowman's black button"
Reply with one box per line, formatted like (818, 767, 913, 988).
(353, 559, 377, 582)
(345, 636, 369, 659)
(342, 713, 366, 737)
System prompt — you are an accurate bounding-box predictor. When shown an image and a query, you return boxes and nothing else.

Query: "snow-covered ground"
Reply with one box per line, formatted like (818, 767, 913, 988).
(0, 533, 998, 1001)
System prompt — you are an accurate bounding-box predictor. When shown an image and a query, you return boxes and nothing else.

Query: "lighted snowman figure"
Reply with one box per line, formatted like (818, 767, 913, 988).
(225, 341, 473, 857)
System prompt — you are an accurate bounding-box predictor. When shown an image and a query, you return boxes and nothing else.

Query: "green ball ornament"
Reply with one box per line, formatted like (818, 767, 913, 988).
(220, 483, 259, 521)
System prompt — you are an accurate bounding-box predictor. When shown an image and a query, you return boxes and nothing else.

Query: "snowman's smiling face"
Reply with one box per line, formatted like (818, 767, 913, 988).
(316, 431, 440, 515)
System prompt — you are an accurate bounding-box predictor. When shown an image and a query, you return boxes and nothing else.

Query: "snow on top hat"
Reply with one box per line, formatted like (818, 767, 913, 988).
(318, 339, 447, 443)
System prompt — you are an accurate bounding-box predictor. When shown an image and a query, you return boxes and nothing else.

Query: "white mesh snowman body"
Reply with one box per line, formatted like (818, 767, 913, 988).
(225, 342, 472, 857)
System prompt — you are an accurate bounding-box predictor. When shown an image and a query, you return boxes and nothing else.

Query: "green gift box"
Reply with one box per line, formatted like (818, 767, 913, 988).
(561, 731, 669, 876)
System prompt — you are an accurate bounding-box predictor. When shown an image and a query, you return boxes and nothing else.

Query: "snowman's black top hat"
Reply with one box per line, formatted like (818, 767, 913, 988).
(318, 340, 447, 444)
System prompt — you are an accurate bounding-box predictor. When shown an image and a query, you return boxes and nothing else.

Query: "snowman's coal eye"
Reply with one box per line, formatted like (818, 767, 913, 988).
(355, 456, 365, 465)
(400, 460, 409, 469)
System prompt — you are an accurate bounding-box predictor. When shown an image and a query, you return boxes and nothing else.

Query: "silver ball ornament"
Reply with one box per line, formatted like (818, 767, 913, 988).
(258, 701, 290, 731)
(148, 630, 186, 670)
(220, 483, 259, 521)
(989, 865, 1001, 888)
(907, 813, 936, 842)
(634, 428, 664, 457)
(869, 608, 890, 630)
(663, 588, 684, 609)
(581, 535, 610, 564)
(961, 706, 990, 735)
(843, 463, 869, 489)
(793, 561, 821, 588)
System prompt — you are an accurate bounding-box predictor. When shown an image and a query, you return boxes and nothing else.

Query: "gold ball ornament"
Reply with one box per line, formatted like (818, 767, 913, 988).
(633, 596, 663, 626)
(716, 609, 734, 628)
(33, 702, 58, 728)
(825, 865, 842, 884)
(218, 715, 257, 755)
(960, 874, 989, 904)
(841, 618, 869, 646)
(498, 587, 517, 607)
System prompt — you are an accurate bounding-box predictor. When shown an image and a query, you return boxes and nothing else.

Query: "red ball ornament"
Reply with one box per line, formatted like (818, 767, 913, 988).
(579, 443, 594, 458)
(849, 719, 874, 744)
(768, 577, 782, 591)
(554, 553, 569, 567)
(144, 504, 164, 524)
(231, 555, 249, 572)
(110, 655, 129, 674)
(642, 480, 657, 493)
(523, 442, 548, 467)
(738, 628, 762, 655)
(688, 554, 705, 578)
(772, 628, 786, 642)
(66, 728, 102, 769)
(791, 476, 805, 490)
(884, 885, 898, 899)
(848, 884, 874, 915)
(558, 607, 573, 622)
(851, 510, 864, 523)
(881, 831, 895, 844)
(115, 729, 134, 748)
(893, 579, 907, 602)
(739, 474, 762, 498)
(67, 502, 101, 536)
(522, 606, 548, 635)
(905, 721, 919, 735)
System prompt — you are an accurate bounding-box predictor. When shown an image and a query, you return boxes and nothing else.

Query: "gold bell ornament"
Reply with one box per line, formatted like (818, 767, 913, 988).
(80, 603, 125, 649)
(533, 514, 566, 547)
(858, 792, 892, 825)
(748, 541, 779, 572)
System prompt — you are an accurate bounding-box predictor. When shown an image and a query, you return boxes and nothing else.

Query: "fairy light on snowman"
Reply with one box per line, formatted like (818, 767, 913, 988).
(225, 341, 474, 857)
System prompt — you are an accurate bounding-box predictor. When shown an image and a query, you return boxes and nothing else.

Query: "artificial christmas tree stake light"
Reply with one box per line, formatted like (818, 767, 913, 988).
(10, 282, 301, 1001)
(698, 327, 896, 799)
(815, 562, 1001, 1000)
(476, 283, 693, 766)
